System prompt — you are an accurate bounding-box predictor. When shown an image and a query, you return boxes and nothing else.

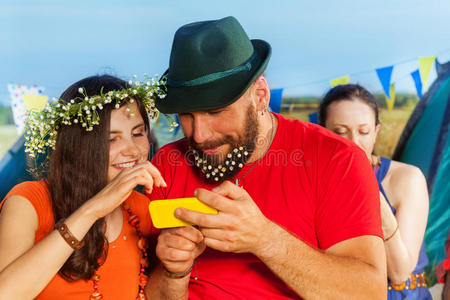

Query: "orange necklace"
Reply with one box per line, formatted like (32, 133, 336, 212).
(89, 202, 149, 300)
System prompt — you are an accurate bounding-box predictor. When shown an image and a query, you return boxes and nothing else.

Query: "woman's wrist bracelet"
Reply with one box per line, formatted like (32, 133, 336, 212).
(384, 223, 399, 242)
(55, 219, 85, 250)
(162, 262, 194, 279)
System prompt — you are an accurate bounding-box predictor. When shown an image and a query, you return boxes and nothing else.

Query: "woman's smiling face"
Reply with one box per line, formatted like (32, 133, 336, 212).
(107, 101, 149, 182)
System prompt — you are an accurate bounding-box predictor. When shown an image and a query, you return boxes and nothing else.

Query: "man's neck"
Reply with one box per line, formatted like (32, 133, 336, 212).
(247, 112, 277, 163)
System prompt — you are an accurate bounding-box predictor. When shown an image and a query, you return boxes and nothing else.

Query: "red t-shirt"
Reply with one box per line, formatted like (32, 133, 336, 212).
(149, 113, 382, 299)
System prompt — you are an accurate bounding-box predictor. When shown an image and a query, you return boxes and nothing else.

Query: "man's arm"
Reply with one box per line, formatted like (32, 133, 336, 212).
(176, 182, 387, 299)
(256, 221, 386, 299)
(145, 226, 205, 300)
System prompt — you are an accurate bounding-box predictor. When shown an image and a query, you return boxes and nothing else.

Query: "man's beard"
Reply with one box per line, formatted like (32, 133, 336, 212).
(189, 105, 259, 183)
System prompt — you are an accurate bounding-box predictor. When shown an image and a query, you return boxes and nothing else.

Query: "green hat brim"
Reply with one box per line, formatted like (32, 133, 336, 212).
(156, 39, 271, 114)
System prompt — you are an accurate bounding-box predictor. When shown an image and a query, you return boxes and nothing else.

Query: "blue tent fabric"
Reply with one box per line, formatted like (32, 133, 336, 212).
(393, 59, 450, 266)
(0, 135, 34, 201)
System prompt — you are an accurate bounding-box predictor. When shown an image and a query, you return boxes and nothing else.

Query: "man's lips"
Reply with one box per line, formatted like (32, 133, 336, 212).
(201, 145, 223, 155)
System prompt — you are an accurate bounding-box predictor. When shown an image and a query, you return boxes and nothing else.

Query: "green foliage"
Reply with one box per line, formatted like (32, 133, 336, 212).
(282, 93, 418, 108)
(283, 96, 320, 104)
(0, 106, 14, 125)
(373, 93, 419, 108)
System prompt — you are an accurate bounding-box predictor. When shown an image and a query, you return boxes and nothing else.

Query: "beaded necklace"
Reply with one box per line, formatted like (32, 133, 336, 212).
(89, 202, 148, 300)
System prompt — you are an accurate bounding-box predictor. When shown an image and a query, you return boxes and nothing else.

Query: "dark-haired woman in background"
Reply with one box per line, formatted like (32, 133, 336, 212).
(319, 84, 432, 300)
(0, 75, 166, 299)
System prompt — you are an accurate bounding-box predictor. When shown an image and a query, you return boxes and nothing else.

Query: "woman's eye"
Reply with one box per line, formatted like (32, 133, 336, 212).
(109, 137, 118, 143)
(335, 131, 346, 135)
(133, 132, 144, 137)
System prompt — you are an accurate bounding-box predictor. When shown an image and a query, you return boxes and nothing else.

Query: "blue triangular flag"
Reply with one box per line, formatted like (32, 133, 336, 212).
(376, 66, 394, 99)
(308, 112, 318, 124)
(411, 69, 423, 99)
(269, 88, 283, 113)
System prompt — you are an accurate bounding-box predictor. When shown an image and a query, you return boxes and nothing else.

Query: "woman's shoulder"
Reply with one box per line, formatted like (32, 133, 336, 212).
(384, 160, 428, 207)
(387, 160, 426, 185)
(2, 181, 50, 208)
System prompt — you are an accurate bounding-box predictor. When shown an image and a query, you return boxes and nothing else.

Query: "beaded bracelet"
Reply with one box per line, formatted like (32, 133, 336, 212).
(384, 224, 399, 242)
(162, 263, 194, 279)
(55, 219, 85, 250)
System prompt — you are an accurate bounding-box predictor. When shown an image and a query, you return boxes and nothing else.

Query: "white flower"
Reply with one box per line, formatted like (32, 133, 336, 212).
(74, 119, 78, 123)
(115, 104, 120, 109)
(133, 90, 137, 95)
(129, 80, 133, 85)
(84, 97, 89, 101)
(84, 105, 89, 110)
(78, 87, 83, 93)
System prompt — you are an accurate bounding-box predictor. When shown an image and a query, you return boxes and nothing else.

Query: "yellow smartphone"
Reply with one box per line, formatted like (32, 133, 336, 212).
(149, 197, 218, 229)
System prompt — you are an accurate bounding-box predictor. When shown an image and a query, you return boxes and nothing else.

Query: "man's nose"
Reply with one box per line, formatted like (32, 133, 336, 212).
(192, 115, 213, 145)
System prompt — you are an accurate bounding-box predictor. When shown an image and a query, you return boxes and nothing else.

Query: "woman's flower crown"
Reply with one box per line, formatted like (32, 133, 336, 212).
(24, 75, 176, 157)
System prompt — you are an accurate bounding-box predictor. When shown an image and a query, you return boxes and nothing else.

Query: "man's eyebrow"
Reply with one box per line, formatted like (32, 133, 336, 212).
(109, 123, 145, 134)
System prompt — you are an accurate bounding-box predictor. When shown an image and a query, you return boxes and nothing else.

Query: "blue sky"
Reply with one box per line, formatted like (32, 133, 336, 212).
(1, 0, 450, 104)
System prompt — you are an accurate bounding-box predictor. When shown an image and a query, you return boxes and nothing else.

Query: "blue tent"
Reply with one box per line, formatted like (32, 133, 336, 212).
(393, 59, 450, 268)
(0, 135, 34, 199)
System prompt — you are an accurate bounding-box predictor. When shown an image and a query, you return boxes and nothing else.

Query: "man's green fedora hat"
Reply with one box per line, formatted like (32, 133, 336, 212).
(156, 16, 272, 114)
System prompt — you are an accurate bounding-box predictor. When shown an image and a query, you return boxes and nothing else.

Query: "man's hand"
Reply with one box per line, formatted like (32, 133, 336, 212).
(174, 181, 271, 255)
(155, 226, 206, 274)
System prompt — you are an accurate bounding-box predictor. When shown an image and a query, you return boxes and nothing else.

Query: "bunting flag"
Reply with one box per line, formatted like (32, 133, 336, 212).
(384, 84, 396, 111)
(269, 88, 283, 113)
(418, 56, 436, 92)
(7, 84, 45, 134)
(329, 75, 349, 88)
(308, 112, 319, 124)
(376, 65, 394, 99)
(23, 95, 48, 111)
(411, 69, 423, 99)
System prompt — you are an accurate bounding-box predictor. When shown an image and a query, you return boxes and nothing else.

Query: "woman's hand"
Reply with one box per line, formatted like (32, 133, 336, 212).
(379, 192, 398, 240)
(87, 161, 166, 220)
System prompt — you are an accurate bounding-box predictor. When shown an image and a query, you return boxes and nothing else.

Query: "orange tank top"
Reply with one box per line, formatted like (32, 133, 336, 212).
(3, 181, 159, 299)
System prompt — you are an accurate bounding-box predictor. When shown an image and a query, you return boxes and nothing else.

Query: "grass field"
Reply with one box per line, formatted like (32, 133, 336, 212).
(0, 125, 19, 159)
(282, 106, 415, 158)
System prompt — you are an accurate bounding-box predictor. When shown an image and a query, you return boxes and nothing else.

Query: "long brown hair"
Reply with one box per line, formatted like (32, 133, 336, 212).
(48, 75, 150, 280)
